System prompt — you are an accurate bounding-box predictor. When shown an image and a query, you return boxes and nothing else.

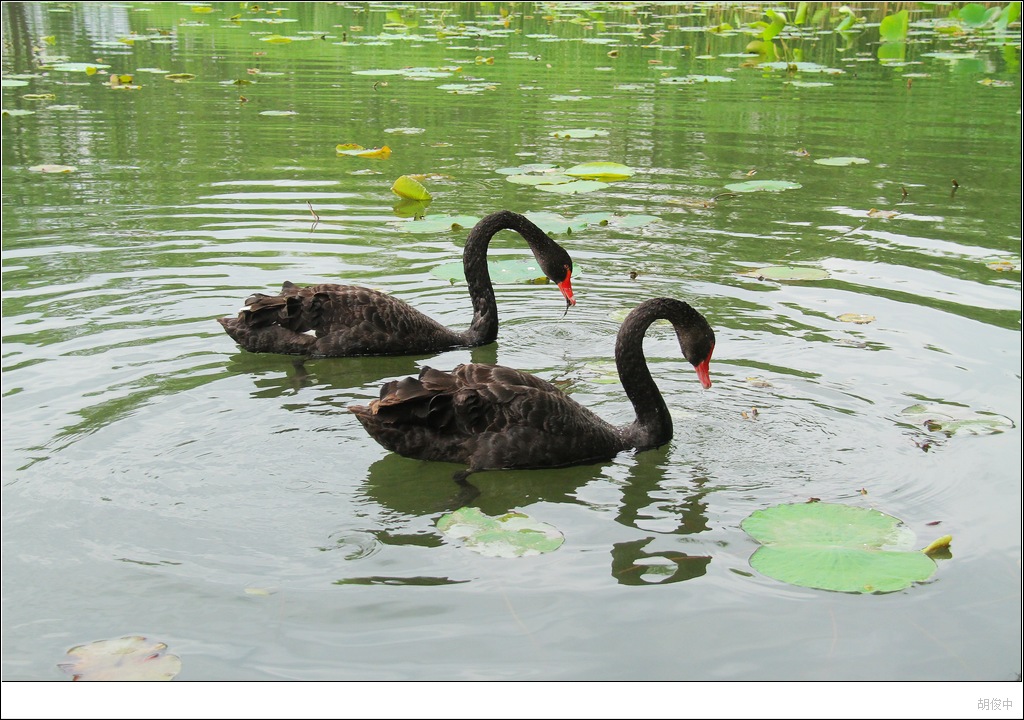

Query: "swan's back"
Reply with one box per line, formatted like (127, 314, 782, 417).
(349, 363, 624, 474)
(218, 282, 461, 357)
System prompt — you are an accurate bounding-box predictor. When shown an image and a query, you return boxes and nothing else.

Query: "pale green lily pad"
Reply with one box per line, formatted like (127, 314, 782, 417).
(660, 74, 734, 84)
(506, 173, 575, 186)
(400, 214, 479, 233)
(495, 162, 560, 175)
(58, 635, 182, 681)
(724, 180, 802, 193)
(431, 258, 553, 285)
(741, 503, 938, 593)
(28, 164, 76, 173)
(259, 110, 297, 116)
(814, 156, 870, 166)
(788, 80, 833, 87)
(837, 313, 875, 324)
(740, 265, 829, 281)
(2, 78, 29, 87)
(48, 62, 111, 73)
(551, 128, 609, 139)
(900, 404, 1015, 436)
(759, 61, 845, 74)
(436, 507, 564, 557)
(535, 179, 610, 194)
(391, 174, 431, 201)
(564, 162, 634, 180)
(2, 108, 35, 116)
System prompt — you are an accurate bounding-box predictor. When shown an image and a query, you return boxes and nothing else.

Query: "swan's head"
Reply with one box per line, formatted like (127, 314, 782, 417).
(540, 243, 575, 309)
(679, 325, 715, 389)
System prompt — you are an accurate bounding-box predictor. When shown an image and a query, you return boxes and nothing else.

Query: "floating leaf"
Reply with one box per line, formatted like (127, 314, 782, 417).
(495, 162, 559, 176)
(258, 110, 297, 116)
(47, 62, 111, 73)
(985, 258, 1019, 272)
(922, 535, 953, 556)
(391, 174, 431, 200)
(564, 162, 634, 180)
(741, 503, 937, 593)
(814, 156, 870, 166)
(505, 173, 575, 186)
(431, 258, 555, 285)
(58, 635, 182, 681)
(837, 313, 875, 324)
(740, 265, 829, 281)
(336, 144, 392, 159)
(436, 507, 564, 557)
(724, 180, 802, 192)
(535, 179, 610, 194)
(551, 128, 609, 139)
(400, 214, 480, 233)
(1, 79, 29, 87)
(900, 404, 1015, 436)
(28, 164, 76, 173)
(164, 73, 196, 81)
(2, 108, 35, 116)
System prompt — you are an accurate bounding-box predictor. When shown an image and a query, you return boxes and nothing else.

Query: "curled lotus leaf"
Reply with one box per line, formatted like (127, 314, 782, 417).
(58, 635, 182, 681)
(437, 507, 564, 557)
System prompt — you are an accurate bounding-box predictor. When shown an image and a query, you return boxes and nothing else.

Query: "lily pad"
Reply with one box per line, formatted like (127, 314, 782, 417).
(1, 78, 29, 87)
(431, 258, 553, 285)
(551, 128, 609, 139)
(28, 164, 76, 173)
(505, 173, 575, 186)
(164, 73, 196, 81)
(259, 110, 297, 116)
(724, 180, 802, 193)
(741, 503, 938, 593)
(58, 635, 182, 681)
(535, 179, 610, 194)
(814, 156, 870, 166)
(740, 265, 829, 281)
(336, 144, 392, 159)
(400, 214, 479, 233)
(436, 507, 564, 557)
(391, 174, 431, 201)
(47, 62, 111, 73)
(837, 313, 875, 324)
(495, 162, 560, 176)
(900, 404, 1015, 436)
(2, 108, 36, 116)
(564, 162, 634, 180)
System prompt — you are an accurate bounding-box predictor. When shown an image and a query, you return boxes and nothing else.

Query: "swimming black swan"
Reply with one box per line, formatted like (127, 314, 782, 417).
(217, 210, 575, 357)
(349, 297, 715, 481)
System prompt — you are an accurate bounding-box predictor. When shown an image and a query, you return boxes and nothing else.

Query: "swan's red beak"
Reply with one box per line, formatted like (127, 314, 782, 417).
(695, 358, 712, 389)
(694, 345, 713, 389)
(557, 270, 576, 307)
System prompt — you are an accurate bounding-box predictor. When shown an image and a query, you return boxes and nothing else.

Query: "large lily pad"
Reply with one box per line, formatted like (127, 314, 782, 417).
(900, 403, 1015, 436)
(740, 265, 829, 281)
(741, 503, 938, 593)
(431, 258, 554, 285)
(814, 156, 870, 166)
(58, 635, 182, 681)
(534, 179, 610, 194)
(724, 180, 802, 193)
(564, 162, 634, 180)
(436, 507, 564, 557)
(400, 214, 480, 233)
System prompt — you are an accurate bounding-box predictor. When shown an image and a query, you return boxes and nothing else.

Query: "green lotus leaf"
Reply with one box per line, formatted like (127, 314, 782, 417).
(505, 173, 575, 186)
(437, 507, 564, 557)
(814, 156, 870, 166)
(2, 79, 29, 87)
(564, 162, 634, 180)
(400, 214, 480, 233)
(899, 404, 1015, 436)
(58, 635, 182, 681)
(431, 258, 555, 285)
(724, 180, 802, 192)
(259, 110, 297, 116)
(47, 62, 111, 73)
(551, 128, 610, 139)
(535, 179, 610, 194)
(740, 265, 829, 281)
(391, 174, 432, 201)
(495, 163, 560, 176)
(741, 503, 938, 593)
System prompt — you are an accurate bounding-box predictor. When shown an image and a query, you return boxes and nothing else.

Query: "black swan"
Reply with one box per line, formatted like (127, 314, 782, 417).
(217, 210, 575, 357)
(349, 297, 715, 481)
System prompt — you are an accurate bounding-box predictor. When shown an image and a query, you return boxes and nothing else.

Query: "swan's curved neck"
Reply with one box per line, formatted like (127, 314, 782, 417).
(460, 211, 544, 346)
(614, 298, 707, 449)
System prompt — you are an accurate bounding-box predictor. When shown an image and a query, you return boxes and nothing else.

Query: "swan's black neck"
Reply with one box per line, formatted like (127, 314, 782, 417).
(460, 211, 555, 346)
(614, 297, 713, 450)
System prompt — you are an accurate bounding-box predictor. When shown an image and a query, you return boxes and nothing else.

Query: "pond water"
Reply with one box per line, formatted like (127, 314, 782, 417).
(2, 0, 1021, 698)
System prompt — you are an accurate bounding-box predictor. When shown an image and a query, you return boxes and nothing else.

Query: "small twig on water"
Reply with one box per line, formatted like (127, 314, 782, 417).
(307, 201, 320, 222)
